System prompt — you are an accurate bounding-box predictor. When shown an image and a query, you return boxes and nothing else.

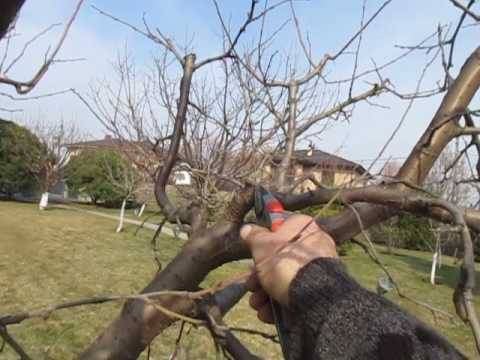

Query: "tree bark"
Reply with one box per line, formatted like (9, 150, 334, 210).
(430, 248, 439, 285)
(39, 192, 49, 211)
(277, 83, 299, 191)
(154, 54, 197, 224)
(116, 199, 126, 233)
(397, 47, 480, 184)
(137, 203, 146, 217)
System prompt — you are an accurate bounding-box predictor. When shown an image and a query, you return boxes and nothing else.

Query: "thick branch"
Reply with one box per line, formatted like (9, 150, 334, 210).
(458, 126, 480, 136)
(80, 187, 253, 359)
(398, 47, 480, 183)
(0, 326, 32, 360)
(277, 184, 480, 232)
(154, 54, 197, 225)
(198, 282, 261, 360)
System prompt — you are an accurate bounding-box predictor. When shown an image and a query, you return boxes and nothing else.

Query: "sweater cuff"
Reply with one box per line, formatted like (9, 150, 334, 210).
(288, 258, 360, 311)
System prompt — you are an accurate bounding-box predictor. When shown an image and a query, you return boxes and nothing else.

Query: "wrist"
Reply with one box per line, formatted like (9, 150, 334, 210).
(270, 233, 338, 306)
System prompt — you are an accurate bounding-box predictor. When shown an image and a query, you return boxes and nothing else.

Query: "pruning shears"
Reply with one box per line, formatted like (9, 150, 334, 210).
(254, 185, 290, 359)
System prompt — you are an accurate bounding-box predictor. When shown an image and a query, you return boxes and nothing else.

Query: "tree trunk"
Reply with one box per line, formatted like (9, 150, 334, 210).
(453, 247, 459, 265)
(438, 241, 443, 268)
(137, 203, 146, 217)
(277, 83, 299, 191)
(39, 192, 49, 210)
(116, 199, 127, 233)
(430, 250, 439, 285)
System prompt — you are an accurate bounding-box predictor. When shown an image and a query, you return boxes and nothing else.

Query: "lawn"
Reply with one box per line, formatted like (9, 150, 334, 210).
(0, 201, 478, 358)
(69, 202, 167, 228)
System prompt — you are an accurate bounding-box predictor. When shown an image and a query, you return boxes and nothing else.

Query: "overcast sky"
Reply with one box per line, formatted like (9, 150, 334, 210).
(1, 0, 479, 169)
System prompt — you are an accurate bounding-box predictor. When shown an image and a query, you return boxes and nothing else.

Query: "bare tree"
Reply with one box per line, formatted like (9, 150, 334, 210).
(424, 143, 476, 284)
(2, 1, 480, 359)
(101, 154, 144, 233)
(426, 142, 475, 206)
(25, 119, 79, 209)
(76, 2, 480, 358)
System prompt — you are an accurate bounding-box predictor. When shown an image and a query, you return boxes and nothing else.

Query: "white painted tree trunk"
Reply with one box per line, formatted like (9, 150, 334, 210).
(39, 192, 49, 210)
(116, 199, 127, 233)
(438, 244, 442, 269)
(430, 251, 439, 285)
(430, 238, 441, 285)
(137, 203, 146, 217)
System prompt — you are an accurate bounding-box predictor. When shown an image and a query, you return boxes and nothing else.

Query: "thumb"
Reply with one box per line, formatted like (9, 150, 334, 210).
(240, 223, 271, 247)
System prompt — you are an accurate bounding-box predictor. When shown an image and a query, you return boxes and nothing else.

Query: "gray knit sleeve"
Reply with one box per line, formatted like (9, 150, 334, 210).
(284, 258, 466, 360)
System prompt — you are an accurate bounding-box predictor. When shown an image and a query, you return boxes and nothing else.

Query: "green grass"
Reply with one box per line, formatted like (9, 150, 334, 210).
(0, 201, 278, 359)
(0, 201, 478, 358)
(69, 202, 165, 224)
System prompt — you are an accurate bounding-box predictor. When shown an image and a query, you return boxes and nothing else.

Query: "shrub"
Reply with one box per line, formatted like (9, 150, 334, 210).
(0, 119, 44, 197)
(369, 213, 435, 252)
(65, 149, 134, 207)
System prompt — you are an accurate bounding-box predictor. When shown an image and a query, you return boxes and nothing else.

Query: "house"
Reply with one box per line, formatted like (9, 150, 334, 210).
(64, 135, 193, 206)
(65, 135, 192, 186)
(66, 137, 366, 196)
(66, 135, 151, 165)
(265, 147, 368, 191)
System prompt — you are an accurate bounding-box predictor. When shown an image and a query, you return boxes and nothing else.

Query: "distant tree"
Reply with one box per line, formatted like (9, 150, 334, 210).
(376, 147, 474, 260)
(65, 149, 137, 208)
(0, 119, 43, 197)
(25, 120, 78, 210)
(101, 151, 143, 232)
(424, 144, 475, 284)
(425, 143, 474, 206)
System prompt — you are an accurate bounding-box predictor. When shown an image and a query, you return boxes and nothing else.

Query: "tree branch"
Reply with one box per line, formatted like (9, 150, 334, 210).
(0, 0, 84, 94)
(0, 326, 32, 360)
(450, 0, 480, 21)
(154, 54, 197, 225)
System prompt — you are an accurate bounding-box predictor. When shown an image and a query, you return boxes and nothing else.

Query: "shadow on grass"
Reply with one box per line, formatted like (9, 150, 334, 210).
(385, 251, 480, 295)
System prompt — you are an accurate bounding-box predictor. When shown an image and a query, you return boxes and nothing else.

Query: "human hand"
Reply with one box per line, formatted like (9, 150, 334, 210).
(240, 214, 337, 323)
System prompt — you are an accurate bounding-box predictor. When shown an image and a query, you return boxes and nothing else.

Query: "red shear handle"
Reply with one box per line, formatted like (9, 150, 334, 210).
(266, 199, 288, 232)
